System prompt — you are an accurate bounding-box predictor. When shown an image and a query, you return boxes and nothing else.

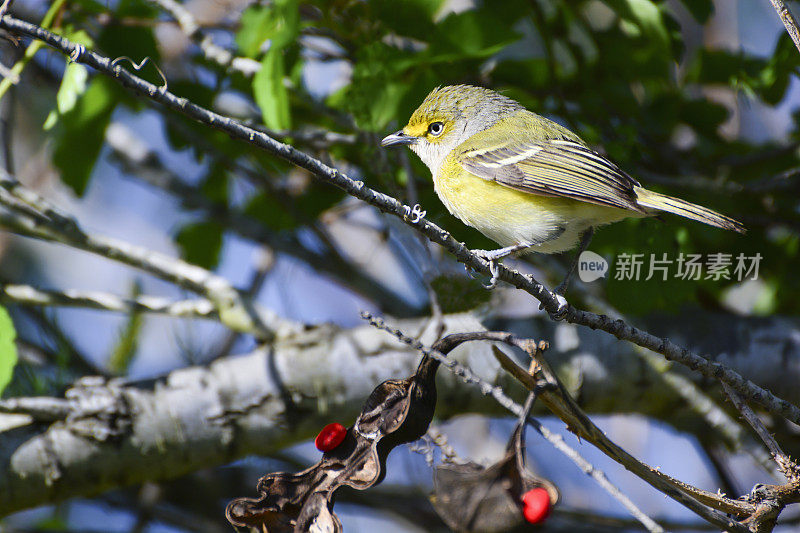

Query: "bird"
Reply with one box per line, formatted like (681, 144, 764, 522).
(381, 84, 744, 299)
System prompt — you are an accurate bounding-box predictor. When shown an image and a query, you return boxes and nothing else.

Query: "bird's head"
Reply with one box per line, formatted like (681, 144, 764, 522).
(381, 85, 523, 174)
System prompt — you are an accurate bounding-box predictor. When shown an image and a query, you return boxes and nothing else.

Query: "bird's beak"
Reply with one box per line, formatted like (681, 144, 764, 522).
(380, 130, 417, 147)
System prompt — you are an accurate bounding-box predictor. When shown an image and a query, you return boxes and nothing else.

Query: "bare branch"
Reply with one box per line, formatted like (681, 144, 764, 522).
(144, 0, 261, 77)
(769, 0, 800, 54)
(104, 122, 414, 316)
(0, 171, 296, 339)
(0, 283, 219, 321)
(723, 382, 800, 485)
(525, 414, 665, 533)
(489, 345, 754, 532)
(363, 315, 708, 533)
(638, 345, 780, 479)
(0, 396, 71, 422)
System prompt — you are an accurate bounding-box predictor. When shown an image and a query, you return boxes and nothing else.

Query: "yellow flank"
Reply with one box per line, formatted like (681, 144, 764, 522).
(435, 156, 634, 254)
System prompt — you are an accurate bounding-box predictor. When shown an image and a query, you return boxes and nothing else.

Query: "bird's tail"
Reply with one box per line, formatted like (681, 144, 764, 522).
(633, 186, 746, 234)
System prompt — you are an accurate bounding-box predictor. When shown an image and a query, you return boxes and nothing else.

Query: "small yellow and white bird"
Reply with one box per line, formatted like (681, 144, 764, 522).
(381, 84, 744, 291)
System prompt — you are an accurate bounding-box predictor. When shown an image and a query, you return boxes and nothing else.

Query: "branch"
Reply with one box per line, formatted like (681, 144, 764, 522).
(362, 316, 746, 532)
(104, 122, 415, 317)
(0, 171, 293, 339)
(0, 314, 504, 515)
(537, 275, 782, 478)
(769, 0, 800, 54)
(3, 15, 799, 428)
(525, 415, 665, 533)
(145, 0, 261, 77)
(0, 283, 219, 320)
(723, 383, 800, 485)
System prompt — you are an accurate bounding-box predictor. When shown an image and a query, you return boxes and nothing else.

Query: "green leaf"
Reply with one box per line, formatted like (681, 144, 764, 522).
(247, 0, 298, 129)
(43, 30, 93, 130)
(681, 99, 728, 137)
(96, 1, 160, 68)
(107, 281, 143, 375)
(43, 62, 88, 130)
(295, 185, 345, 220)
(759, 33, 800, 105)
(370, 0, 443, 40)
(253, 47, 291, 130)
(52, 77, 118, 195)
(432, 5, 523, 58)
(0, 305, 18, 396)
(201, 162, 229, 204)
(71, 0, 108, 15)
(236, 0, 299, 58)
(269, 0, 300, 49)
(606, 0, 670, 52)
(176, 221, 224, 269)
(236, 5, 274, 58)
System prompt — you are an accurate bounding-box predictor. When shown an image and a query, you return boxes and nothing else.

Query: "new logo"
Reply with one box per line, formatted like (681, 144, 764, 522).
(578, 251, 608, 282)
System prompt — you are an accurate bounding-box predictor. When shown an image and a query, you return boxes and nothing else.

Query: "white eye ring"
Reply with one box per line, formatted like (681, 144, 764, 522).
(428, 122, 444, 136)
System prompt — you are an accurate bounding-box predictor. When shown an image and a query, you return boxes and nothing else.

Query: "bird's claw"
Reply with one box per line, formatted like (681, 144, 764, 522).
(484, 260, 501, 289)
(473, 249, 502, 289)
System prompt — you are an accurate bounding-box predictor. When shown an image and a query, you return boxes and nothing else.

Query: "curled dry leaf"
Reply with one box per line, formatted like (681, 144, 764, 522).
(225, 355, 439, 531)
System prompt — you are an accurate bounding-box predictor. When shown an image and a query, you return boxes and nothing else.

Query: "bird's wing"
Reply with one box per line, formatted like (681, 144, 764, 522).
(458, 138, 644, 212)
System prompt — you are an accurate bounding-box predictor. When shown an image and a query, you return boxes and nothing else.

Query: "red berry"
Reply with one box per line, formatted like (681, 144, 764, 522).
(315, 423, 347, 452)
(521, 487, 551, 524)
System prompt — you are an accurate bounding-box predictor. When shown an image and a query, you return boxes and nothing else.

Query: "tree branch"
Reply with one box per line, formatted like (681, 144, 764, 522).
(0, 283, 219, 321)
(362, 316, 745, 532)
(0, 314, 503, 515)
(144, 0, 261, 77)
(769, 0, 800, 54)
(723, 382, 800, 485)
(104, 122, 415, 317)
(0, 171, 294, 339)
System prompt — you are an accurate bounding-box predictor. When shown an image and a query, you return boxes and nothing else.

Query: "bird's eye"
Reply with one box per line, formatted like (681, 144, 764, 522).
(428, 122, 444, 136)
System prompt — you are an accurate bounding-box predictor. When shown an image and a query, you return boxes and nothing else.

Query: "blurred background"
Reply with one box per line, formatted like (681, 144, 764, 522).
(1, 0, 800, 531)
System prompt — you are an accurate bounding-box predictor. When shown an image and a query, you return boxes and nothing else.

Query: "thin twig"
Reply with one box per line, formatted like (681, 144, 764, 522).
(769, 0, 800, 54)
(545, 265, 784, 479)
(524, 416, 665, 533)
(145, 0, 261, 77)
(0, 396, 71, 421)
(0, 172, 293, 339)
(521, 385, 666, 533)
(362, 315, 734, 533)
(723, 382, 800, 484)
(207, 247, 274, 360)
(491, 344, 754, 516)
(104, 123, 411, 315)
(0, 283, 219, 321)
(3, 15, 799, 428)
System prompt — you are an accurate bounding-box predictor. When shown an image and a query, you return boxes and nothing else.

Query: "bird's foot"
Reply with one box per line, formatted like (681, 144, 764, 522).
(471, 242, 533, 290)
(472, 249, 504, 289)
